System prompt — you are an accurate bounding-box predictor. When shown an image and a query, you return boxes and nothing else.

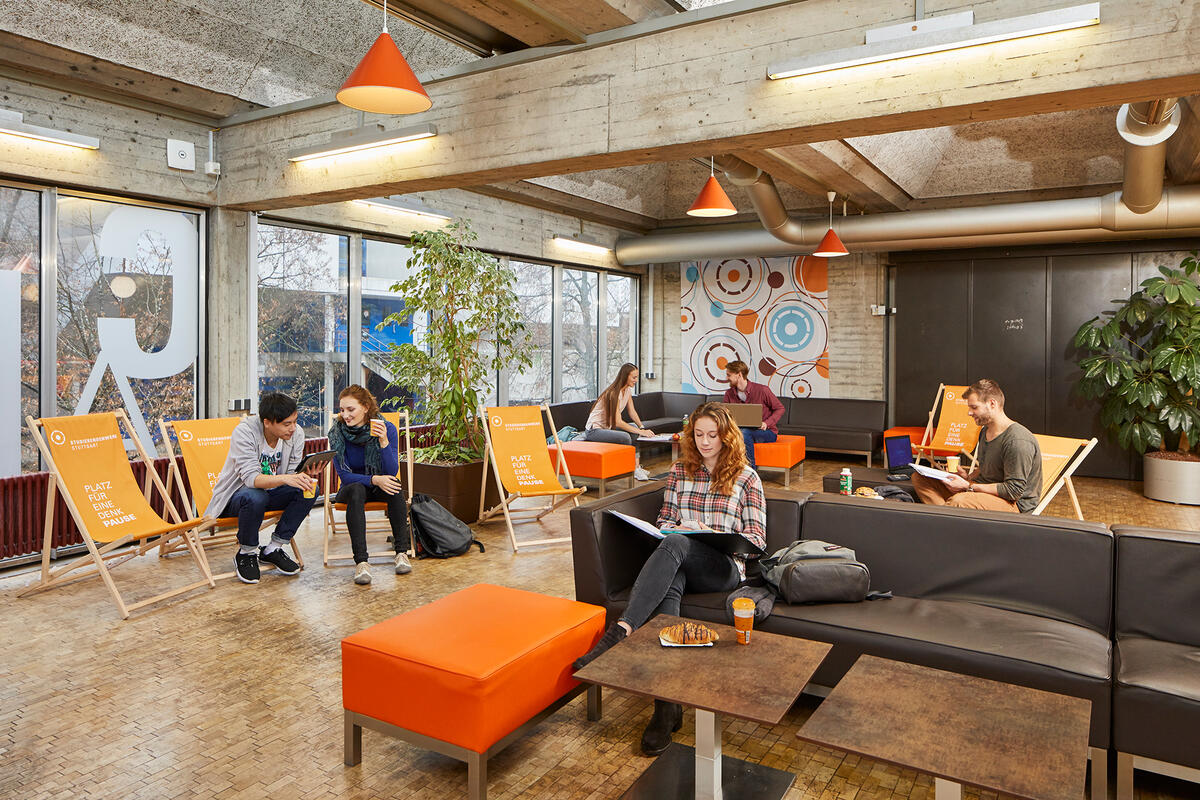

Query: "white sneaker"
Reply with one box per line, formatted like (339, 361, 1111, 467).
(394, 552, 412, 575)
(353, 562, 372, 585)
(634, 467, 650, 481)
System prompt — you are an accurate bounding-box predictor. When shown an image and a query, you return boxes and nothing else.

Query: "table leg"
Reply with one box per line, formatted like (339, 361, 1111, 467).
(934, 777, 962, 800)
(672, 443, 680, 462)
(695, 709, 722, 800)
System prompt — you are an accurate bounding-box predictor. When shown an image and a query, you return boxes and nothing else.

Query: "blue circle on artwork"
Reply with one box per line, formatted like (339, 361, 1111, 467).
(767, 307, 813, 352)
(710, 301, 724, 318)
(686, 265, 700, 283)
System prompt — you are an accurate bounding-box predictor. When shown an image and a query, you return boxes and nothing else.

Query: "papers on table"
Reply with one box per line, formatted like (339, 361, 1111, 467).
(910, 462, 955, 483)
(636, 433, 674, 442)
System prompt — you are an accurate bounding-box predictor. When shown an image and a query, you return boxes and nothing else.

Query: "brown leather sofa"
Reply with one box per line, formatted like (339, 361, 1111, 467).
(1112, 526, 1200, 798)
(571, 486, 1113, 799)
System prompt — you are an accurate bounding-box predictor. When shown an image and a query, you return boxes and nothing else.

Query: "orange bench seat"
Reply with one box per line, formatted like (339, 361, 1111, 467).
(754, 434, 806, 488)
(549, 441, 636, 497)
(342, 584, 605, 799)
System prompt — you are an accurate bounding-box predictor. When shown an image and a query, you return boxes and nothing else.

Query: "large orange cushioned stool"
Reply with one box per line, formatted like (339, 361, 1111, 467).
(754, 434, 806, 488)
(549, 441, 636, 497)
(342, 583, 605, 800)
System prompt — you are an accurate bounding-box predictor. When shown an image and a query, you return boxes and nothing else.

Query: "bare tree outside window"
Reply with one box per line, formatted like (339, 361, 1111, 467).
(606, 274, 637, 383)
(561, 268, 598, 401)
(0, 186, 40, 472)
(507, 261, 553, 404)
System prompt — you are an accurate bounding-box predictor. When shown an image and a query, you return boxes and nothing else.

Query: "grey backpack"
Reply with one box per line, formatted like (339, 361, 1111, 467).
(760, 540, 888, 604)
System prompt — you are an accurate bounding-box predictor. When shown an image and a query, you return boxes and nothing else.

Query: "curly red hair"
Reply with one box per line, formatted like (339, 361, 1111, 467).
(679, 402, 747, 495)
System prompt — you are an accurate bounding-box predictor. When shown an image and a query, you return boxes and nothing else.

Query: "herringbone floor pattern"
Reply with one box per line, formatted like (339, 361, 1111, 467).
(1, 456, 1195, 799)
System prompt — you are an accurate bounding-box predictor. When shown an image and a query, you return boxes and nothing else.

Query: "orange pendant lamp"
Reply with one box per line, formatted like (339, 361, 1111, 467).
(687, 158, 737, 217)
(813, 190, 849, 257)
(337, 0, 432, 115)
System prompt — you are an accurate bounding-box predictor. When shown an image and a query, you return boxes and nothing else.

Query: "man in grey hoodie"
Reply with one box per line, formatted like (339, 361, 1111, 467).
(205, 392, 322, 584)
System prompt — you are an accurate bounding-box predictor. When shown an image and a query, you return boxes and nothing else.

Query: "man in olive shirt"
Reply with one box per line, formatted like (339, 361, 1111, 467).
(912, 379, 1042, 513)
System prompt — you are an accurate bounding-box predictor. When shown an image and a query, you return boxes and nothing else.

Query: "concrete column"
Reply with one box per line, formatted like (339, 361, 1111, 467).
(206, 207, 253, 416)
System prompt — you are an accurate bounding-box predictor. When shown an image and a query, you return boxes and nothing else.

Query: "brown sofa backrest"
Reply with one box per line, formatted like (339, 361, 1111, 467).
(1113, 526, 1200, 645)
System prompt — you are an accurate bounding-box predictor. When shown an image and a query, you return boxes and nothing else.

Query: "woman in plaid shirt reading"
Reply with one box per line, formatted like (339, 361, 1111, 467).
(572, 402, 767, 755)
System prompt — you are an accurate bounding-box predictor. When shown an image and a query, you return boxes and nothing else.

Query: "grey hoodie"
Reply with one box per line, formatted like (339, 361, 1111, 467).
(204, 415, 307, 519)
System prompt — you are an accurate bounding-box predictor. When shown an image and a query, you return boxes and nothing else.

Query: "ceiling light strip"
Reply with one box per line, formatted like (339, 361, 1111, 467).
(0, 109, 100, 150)
(288, 122, 437, 162)
(353, 197, 451, 221)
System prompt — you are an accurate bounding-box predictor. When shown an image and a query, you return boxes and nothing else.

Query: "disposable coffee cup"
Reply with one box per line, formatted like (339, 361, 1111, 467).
(732, 597, 755, 645)
(945, 455, 961, 473)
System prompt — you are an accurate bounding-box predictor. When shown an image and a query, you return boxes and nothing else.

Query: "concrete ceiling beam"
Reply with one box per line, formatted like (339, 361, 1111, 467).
(466, 179, 659, 231)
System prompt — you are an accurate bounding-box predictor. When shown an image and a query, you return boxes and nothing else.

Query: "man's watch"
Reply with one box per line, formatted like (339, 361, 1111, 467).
(966, 482, 975, 492)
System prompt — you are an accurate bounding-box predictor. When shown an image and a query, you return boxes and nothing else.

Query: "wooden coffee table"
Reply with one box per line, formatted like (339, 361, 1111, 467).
(797, 655, 1092, 800)
(575, 613, 831, 800)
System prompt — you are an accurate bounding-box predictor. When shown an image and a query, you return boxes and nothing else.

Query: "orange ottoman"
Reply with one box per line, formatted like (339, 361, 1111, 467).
(549, 441, 636, 497)
(342, 583, 605, 800)
(754, 434, 806, 488)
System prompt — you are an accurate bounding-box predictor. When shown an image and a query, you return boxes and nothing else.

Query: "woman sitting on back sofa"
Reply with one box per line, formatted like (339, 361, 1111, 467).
(572, 401, 767, 755)
(581, 362, 657, 480)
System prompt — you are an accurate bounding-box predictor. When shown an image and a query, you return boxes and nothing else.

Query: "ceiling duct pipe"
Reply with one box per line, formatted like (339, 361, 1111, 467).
(1117, 98, 1181, 214)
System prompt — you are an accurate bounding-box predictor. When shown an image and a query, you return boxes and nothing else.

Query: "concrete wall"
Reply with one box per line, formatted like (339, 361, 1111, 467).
(828, 252, 887, 400)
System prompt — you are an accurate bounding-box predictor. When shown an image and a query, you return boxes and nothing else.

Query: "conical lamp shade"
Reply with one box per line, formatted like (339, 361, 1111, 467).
(813, 227, 848, 257)
(337, 32, 432, 115)
(687, 175, 737, 217)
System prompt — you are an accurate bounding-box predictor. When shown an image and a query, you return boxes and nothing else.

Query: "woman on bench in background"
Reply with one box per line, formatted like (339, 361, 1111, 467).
(581, 362, 657, 480)
(572, 402, 767, 756)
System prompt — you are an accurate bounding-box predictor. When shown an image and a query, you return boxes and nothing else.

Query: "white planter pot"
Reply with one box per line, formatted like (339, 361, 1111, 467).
(1142, 454, 1200, 505)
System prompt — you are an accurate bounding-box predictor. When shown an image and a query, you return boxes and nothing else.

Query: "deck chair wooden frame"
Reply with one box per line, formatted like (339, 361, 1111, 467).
(155, 418, 303, 578)
(478, 404, 586, 552)
(911, 383, 982, 467)
(322, 411, 416, 566)
(1032, 435, 1098, 521)
(19, 410, 216, 619)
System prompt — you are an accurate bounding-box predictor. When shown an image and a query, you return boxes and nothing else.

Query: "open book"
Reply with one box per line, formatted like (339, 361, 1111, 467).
(606, 510, 765, 556)
(909, 462, 955, 483)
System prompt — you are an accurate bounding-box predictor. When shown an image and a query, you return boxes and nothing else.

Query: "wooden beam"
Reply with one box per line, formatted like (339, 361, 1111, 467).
(216, 0, 1200, 211)
(466, 180, 659, 231)
(761, 141, 912, 211)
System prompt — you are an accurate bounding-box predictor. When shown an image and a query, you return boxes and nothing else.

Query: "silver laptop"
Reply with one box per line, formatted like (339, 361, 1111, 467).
(722, 403, 763, 428)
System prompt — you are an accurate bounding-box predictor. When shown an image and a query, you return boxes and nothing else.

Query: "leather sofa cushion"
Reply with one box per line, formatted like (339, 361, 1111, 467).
(1113, 636, 1200, 767)
(786, 398, 886, 430)
(546, 401, 593, 435)
(638, 416, 684, 434)
(778, 425, 875, 452)
(1114, 526, 1200, 645)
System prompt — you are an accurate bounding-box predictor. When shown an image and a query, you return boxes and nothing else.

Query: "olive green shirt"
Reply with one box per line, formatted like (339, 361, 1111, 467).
(975, 422, 1043, 513)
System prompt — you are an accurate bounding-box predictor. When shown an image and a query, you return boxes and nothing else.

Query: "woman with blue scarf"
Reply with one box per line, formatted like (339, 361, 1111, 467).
(328, 385, 412, 585)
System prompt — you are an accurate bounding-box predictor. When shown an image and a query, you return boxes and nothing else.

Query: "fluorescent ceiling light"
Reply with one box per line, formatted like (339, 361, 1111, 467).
(353, 196, 451, 221)
(0, 109, 99, 150)
(767, 3, 1100, 80)
(552, 235, 611, 254)
(288, 122, 437, 162)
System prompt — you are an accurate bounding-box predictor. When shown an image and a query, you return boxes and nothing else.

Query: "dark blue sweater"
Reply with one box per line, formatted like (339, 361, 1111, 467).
(333, 421, 400, 486)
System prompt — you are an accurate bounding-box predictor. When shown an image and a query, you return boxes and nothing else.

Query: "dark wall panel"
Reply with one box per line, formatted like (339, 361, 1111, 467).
(1049, 253, 1133, 479)
(892, 260, 969, 426)
(968, 257, 1048, 431)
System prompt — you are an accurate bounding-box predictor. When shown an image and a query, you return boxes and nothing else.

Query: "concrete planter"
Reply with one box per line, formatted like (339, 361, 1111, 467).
(1142, 453, 1200, 505)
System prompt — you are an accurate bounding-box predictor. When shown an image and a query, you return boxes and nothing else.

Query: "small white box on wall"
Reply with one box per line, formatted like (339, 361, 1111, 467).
(167, 139, 196, 171)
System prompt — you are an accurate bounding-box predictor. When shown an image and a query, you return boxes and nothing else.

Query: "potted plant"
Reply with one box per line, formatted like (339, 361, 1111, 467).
(380, 219, 533, 521)
(1074, 251, 1200, 504)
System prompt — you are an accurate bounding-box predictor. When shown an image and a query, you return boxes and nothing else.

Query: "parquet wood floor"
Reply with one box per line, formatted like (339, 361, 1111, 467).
(1, 455, 1194, 799)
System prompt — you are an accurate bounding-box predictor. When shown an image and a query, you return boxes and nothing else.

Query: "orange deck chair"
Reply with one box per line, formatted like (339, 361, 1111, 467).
(322, 411, 415, 567)
(20, 410, 216, 619)
(478, 405, 586, 552)
(911, 384, 982, 466)
(157, 417, 303, 576)
(1032, 434, 1098, 520)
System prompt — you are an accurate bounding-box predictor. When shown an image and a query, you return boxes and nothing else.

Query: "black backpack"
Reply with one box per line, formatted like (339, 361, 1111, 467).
(409, 493, 485, 559)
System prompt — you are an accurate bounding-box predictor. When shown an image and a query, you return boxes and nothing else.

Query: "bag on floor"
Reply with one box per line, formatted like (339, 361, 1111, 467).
(760, 540, 888, 604)
(409, 493, 486, 559)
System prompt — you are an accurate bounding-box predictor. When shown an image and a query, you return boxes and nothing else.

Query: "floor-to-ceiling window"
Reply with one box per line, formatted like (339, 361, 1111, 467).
(605, 273, 637, 384)
(0, 186, 40, 474)
(362, 237, 416, 413)
(561, 268, 599, 401)
(507, 260, 553, 405)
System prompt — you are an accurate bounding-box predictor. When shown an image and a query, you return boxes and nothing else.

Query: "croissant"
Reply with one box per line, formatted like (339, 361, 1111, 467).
(660, 621, 719, 644)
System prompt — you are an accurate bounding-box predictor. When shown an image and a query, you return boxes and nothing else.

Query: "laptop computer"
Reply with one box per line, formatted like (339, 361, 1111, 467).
(883, 434, 915, 478)
(722, 403, 763, 428)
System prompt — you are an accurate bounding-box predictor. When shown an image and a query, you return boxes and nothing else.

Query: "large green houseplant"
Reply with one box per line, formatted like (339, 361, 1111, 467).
(380, 219, 533, 517)
(1073, 251, 1200, 502)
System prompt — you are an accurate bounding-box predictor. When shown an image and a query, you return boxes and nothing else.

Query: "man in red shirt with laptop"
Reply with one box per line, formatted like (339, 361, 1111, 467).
(722, 360, 785, 470)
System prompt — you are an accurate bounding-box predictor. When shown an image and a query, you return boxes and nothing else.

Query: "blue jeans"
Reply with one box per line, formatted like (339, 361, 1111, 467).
(581, 428, 634, 445)
(221, 485, 317, 548)
(741, 428, 777, 469)
(620, 534, 740, 630)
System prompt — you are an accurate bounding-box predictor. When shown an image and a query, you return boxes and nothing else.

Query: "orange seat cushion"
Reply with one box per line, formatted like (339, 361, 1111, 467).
(549, 441, 635, 480)
(754, 434, 806, 469)
(342, 584, 605, 753)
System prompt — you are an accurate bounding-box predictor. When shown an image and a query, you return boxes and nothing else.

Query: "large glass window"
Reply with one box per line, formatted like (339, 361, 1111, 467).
(561, 268, 599, 401)
(507, 261, 553, 404)
(257, 224, 348, 436)
(55, 195, 200, 451)
(605, 274, 637, 382)
(0, 186, 40, 474)
(362, 238, 416, 412)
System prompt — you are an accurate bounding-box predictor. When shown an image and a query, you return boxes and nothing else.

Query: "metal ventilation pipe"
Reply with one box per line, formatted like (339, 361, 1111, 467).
(1118, 98, 1181, 213)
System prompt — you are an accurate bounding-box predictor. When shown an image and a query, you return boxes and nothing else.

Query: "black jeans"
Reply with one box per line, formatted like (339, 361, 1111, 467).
(334, 481, 410, 563)
(620, 533, 740, 630)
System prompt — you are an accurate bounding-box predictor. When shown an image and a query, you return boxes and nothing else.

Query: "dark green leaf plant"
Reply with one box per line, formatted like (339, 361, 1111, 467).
(1074, 252, 1200, 459)
(379, 219, 534, 464)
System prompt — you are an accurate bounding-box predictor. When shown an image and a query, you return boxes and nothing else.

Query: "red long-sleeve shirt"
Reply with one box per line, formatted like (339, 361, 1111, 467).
(723, 381, 785, 433)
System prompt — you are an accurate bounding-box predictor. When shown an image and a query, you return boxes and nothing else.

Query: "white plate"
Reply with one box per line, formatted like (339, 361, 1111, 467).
(659, 635, 714, 647)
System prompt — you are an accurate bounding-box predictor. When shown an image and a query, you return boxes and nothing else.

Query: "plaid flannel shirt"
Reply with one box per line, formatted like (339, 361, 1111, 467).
(655, 462, 767, 579)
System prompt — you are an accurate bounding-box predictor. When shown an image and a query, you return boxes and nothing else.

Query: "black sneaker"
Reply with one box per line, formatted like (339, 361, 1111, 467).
(234, 551, 260, 584)
(258, 546, 301, 575)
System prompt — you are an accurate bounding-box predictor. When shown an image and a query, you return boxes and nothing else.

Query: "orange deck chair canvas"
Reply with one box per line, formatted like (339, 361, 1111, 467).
(322, 410, 415, 567)
(21, 410, 216, 619)
(158, 417, 302, 575)
(1032, 434, 1098, 520)
(479, 405, 586, 552)
(912, 384, 982, 466)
